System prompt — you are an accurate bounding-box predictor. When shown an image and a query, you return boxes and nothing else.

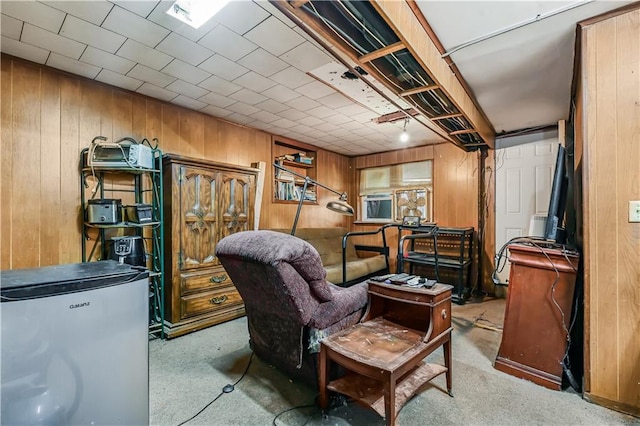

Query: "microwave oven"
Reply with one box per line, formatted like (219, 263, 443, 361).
(88, 142, 154, 169)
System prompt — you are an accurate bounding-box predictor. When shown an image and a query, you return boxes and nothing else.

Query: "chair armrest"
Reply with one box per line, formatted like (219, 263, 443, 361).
(397, 226, 440, 279)
(340, 225, 393, 285)
(308, 282, 368, 329)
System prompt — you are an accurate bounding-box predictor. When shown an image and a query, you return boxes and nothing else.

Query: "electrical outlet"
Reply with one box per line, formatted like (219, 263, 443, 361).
(630, 201, 640, 223)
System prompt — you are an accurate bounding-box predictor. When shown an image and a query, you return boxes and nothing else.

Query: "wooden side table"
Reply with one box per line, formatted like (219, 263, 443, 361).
(319, 281, 453, 426)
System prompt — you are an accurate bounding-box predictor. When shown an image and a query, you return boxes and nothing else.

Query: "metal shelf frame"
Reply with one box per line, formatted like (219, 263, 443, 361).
(79, 147, 165, 339)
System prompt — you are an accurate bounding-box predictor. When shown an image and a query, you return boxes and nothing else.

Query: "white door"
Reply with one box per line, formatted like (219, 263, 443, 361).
(494, 139, 559, 284)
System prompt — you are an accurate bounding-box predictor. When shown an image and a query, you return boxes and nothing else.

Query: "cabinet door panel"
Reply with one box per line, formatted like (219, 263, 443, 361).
(220, 171, 255, 240)
(179, 166, 218, 270)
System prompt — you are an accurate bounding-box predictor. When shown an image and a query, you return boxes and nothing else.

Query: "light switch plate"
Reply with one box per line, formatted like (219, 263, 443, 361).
(630, 201, 640, 223)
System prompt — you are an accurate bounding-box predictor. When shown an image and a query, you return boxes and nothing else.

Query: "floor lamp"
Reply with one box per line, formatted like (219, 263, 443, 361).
(273, 162, 354, 235)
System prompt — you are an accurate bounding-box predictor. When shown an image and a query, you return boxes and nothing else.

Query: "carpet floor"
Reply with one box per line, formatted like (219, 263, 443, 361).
(149, 297, 638, 425)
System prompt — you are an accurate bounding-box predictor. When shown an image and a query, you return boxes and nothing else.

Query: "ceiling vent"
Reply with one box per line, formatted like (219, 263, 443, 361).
(274, 0, 495, 151)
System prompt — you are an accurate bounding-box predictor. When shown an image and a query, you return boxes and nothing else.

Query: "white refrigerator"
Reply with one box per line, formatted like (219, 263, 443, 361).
(1, 260, 149, 425)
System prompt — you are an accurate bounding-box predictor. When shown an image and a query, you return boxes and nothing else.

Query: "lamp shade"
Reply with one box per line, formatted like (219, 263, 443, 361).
(326, 199, 354, 216)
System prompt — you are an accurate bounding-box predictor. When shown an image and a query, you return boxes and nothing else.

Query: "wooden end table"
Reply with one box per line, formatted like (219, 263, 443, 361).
(319, 281, 453, 426)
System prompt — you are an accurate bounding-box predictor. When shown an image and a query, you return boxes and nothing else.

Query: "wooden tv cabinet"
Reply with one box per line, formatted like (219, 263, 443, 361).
(494, 243, 579, 390)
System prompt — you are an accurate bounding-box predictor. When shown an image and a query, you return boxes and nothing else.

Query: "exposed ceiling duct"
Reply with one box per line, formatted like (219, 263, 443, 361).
(273, 0, 495, 151)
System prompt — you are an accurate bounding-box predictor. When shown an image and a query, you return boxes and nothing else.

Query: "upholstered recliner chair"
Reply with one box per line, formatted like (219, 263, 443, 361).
(215, 230, 368, 386)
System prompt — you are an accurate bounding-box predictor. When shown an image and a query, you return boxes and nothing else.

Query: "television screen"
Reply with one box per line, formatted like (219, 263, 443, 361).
(544, 144, 568, 243)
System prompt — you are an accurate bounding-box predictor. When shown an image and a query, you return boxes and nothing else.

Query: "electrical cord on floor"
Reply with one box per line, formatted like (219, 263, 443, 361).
(176, 351, 254, 426)
(272, 402, 317, 426)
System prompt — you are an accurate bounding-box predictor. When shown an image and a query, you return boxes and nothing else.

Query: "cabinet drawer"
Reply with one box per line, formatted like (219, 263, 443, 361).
(180, 268, 232, 295)
(180, 285, 243, 320)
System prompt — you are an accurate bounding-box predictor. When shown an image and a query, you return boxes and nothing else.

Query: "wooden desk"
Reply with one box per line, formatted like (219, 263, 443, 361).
(494, 243, 579, 390)
(319, 281, 453, 426)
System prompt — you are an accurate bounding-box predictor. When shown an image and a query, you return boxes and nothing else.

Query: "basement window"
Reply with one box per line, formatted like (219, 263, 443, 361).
(359, 161, 433, 223)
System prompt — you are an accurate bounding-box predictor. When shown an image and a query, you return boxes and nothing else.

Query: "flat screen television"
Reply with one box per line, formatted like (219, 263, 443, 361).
(544, 144, 569, 243)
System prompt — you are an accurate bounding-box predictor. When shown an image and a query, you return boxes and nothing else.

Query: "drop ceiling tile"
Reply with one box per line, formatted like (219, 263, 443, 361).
(60, 15, 125, 54)
(226, 101, 261, 116)
(304, 129, 328, 139)
(198, 25, 257, 62)
(296, 116, 324, 127)
(1, 2, 65, 33)
(260, 85, 300, 103)
(162, 59, 211, 85)
(198, 54, 248, 81)
(117, 39, 172, 70)
(165, 79, 209, 100)
(314, 122, 340, 133)
(46, 52, 100, 79)
(171, 95, 207, 111)
(156, 32, 213, 66)
(233, 71, 276, 93)
(229, 88, 268, 105)
(351, 111, 379, 123)
(198, 75, 241, 97)
(0, 36, 49, 64)
(254, 99, 288, 114)
(270, 67, 314, 89)
(213, 1, 269, 35)
(352, 127, 379, 137)
(80, 47, 135, 74)
(227, 112, 255, 125)
(136, 82, 178, 102)
(293, 26, 331, 53)
(289, 124, 314, 134)
(327, 128, 352, 138)
(237, 48, 288, 77)
(250, 110, 281, 124)
(255, 1, 296, 28)
(324, 114, 353, 126)
(244, 16, 304, 56)
(201, 105, 233, 119)
(250, 121, 276, 132)
(102, 5, 169, 47)
(295, 80, 335, 100)
(96, 69, 143, 91)
(306, 105, 336, 119)
(278, 108, 307, 121)
(21, 24, 86, 59)
(128, 64, 176, 87)
(1, 14, 23, 40)
(145, 0, 219, 42)
(111, 0, 159, 17)
(335, 104, 374, 117)
(271, 117, 297, 128)
(280, 42, 332, 73)
(316, 93, 354, 109)
(285, 96, 321, 112)
(43, 1, 114, 25)
(339, 120, 364, 131)
(198, 92, 236, 108)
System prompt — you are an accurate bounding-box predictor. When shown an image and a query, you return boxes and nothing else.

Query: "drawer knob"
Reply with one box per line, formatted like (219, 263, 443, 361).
(210, 295, 228, 305)
(441, 309, 448, 319)
(210, 274, 227, 283)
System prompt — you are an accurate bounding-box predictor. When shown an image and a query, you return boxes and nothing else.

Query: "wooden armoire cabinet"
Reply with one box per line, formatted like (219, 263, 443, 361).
(162, 154, 259, 338)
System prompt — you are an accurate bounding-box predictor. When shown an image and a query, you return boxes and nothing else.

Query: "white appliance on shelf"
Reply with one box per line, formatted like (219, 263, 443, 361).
(1, 260, 149, 425)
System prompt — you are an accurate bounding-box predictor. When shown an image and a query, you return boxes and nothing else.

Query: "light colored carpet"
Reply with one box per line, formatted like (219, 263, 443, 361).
(149, 297, 637, 425)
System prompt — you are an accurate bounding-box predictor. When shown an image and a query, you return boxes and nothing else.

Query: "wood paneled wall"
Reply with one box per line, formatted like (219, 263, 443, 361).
(349, 143, 492, 292)
(0, 56, 349, 270)
(578, 6, 640, 416)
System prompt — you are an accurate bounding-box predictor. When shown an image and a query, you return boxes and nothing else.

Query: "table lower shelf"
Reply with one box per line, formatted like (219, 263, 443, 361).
(327, 362, 448, 418)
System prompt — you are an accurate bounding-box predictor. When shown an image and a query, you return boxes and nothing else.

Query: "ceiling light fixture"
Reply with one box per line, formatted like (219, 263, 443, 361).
(400, 118, 410, 143)
(166, 0, 230, 29)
